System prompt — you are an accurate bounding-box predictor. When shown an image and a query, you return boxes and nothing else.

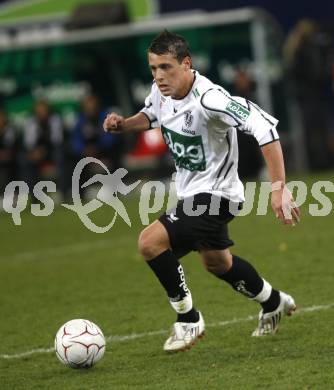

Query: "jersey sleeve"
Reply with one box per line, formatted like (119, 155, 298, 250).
(140, 84, 159, 129)
(236, 98, 279, 146)
(200, 88, 279, 146)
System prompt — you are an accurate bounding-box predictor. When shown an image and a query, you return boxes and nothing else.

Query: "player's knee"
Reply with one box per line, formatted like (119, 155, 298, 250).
(202, 250, 233, 275)
(204, 261, 216, 274)
(138, 229, 157, 260)
(204, 261, 225, 275)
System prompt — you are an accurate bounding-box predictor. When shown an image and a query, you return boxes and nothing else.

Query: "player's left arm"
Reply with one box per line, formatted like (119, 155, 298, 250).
(261, 140, 300, 225)
(199, 90, 299, 225)
(231, 98, 300, 225)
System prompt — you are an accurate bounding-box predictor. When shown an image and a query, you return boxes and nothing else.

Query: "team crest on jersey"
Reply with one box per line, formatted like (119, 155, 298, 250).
(184, 110, 193, 128)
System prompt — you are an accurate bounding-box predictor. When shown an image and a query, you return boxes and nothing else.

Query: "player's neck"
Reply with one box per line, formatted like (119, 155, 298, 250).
(172, 71, 195, 100)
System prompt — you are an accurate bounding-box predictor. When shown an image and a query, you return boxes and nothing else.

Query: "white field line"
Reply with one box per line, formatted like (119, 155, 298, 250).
(2, 236, 130, 262)
(1, 303, 333, 360)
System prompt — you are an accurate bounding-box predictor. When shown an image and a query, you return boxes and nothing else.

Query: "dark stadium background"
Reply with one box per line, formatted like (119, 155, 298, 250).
(0, 2, 333, 389)
(160, 0, 333, 31)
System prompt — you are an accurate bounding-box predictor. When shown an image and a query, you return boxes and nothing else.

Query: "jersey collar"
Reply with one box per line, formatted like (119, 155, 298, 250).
(171, 70, 197, 102)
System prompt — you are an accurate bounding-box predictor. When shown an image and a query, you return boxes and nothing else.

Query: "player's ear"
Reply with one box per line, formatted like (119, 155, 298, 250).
(182, 56, 192, 70)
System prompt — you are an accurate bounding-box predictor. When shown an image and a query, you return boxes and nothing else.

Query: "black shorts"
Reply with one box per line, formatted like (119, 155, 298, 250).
(159, 193, 242, 259)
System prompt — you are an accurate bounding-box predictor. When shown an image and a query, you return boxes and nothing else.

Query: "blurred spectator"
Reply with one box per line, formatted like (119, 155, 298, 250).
(0, 108, 17, 194)
(233, 69, 256, 100)
(71, 94, 122, 170)
(325, 23, 334, 166)
(231, 69, 263, 179)
(21, 99, 65, 195)
(124, 129, 170, 180)
(284, 19, 334, 170)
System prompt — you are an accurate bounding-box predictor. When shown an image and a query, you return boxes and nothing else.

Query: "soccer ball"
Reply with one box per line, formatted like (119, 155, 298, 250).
(54, 319, 106, 368)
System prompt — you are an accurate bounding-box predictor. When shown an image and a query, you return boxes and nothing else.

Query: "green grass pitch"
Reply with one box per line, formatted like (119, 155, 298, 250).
(1, 173, 334, 389)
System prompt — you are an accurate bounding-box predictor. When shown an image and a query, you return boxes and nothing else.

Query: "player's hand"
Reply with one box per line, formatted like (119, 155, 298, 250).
(271, 185, 300, 226)
(103, 113, 125, 133)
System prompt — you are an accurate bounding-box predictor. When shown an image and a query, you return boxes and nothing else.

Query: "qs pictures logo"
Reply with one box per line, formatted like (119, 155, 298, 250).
(62, 157, 141, 233)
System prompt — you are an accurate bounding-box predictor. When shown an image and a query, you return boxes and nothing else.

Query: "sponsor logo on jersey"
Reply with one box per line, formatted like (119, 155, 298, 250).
(226, 101, 250, 122)
(181, 127, 196, 136)
(161, 126, 206, 172)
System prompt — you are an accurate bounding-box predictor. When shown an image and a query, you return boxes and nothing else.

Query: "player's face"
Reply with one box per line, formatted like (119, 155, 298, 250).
(148, 52, 192, 99)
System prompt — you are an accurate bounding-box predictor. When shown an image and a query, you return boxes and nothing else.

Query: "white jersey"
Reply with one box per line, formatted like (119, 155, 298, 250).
(141, 70, 279, 202)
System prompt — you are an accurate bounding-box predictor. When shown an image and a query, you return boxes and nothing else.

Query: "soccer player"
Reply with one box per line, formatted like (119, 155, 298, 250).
(103, 30, 300, 352)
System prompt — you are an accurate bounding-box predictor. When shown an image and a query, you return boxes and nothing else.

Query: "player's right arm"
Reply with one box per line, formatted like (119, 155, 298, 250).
(104, 83, 159, 134)
(103, 112, 150, 134)
(103, 83, 160, 133)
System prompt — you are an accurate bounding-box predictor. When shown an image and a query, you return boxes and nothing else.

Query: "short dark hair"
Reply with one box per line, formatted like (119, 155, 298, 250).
(148, 30, 191, 63)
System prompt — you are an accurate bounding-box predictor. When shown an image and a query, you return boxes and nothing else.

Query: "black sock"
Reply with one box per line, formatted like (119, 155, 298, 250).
(148, 250, 199, 323)
(177, 308, 199, 323)
(217, 255, 264, 298)
(147, 249, 190, 300)
(261, 289, 280, 313)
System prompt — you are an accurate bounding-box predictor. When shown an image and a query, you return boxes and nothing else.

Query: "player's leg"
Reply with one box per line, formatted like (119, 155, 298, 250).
(138, 220, 204, 351)
(200, 248, 296, 335)
(139, 220, 196, 316)
(138, 220, 170, 260)
(200, 248, 279, 306)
